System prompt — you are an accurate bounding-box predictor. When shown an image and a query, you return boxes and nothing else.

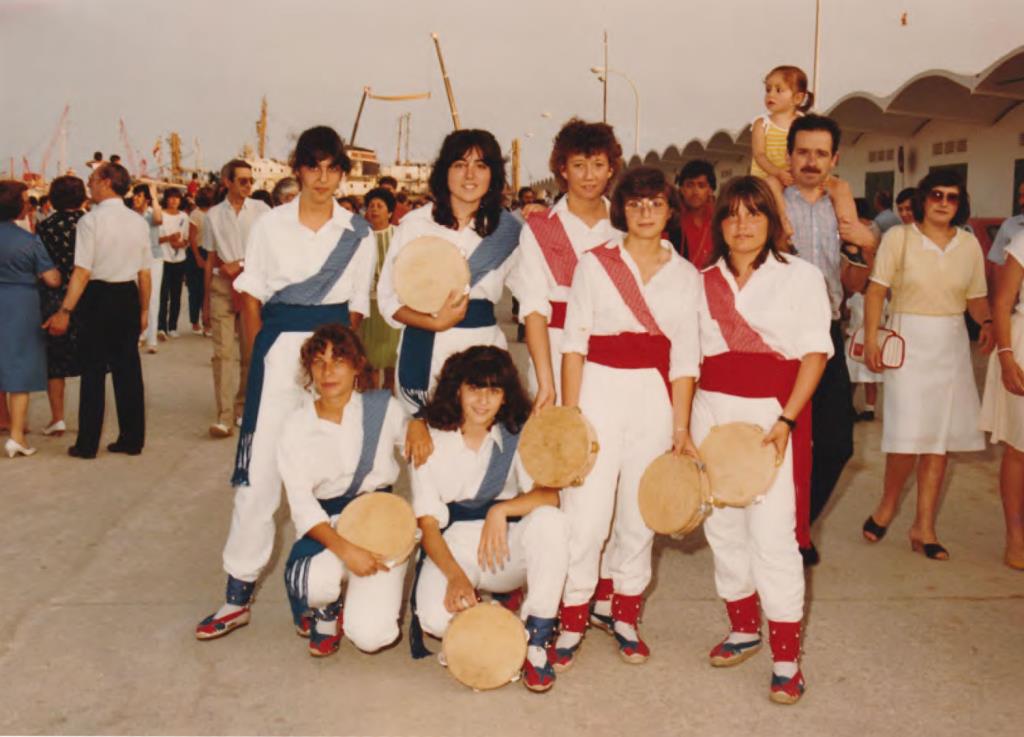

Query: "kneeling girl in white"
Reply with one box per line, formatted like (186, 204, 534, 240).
(411, 345, 569, 693)
(279, 324, 408, 657)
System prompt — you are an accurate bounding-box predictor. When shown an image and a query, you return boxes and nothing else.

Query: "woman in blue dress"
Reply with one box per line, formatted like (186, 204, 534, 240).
(0, 180, 61, 457)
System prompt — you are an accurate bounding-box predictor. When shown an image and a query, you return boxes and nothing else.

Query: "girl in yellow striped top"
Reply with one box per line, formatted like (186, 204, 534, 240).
(751, 65, 856, 239)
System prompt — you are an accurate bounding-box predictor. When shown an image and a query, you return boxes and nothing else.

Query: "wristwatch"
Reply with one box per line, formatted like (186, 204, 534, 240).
(58, 306, 72, 316)
(777, 414, 797, 430)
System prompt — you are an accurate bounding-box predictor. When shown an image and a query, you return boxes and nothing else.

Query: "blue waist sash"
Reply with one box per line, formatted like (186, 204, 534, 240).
(397, 299, 497, 412)
(231, 302, 350, 486)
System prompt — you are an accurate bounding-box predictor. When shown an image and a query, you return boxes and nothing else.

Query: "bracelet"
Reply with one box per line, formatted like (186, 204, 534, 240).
(777, 414, 797, 430)
(59, 306, 72, 315)
(998, 347, 1014, 355)
(983, 318, 993, 325)
(674, 426, 688, 433)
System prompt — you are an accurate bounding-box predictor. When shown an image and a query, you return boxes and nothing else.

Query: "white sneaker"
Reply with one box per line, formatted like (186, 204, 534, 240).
(157, 330, 168, 342)
(168, 330, 180, 338)
(191, 326, 203, 335)
(209, 423, 232, 438)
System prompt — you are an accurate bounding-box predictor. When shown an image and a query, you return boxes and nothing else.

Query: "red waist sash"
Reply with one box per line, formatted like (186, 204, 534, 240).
(549, 301, 567, 330)
(700, 351, 813, 548)
(587, 332, 671, 397)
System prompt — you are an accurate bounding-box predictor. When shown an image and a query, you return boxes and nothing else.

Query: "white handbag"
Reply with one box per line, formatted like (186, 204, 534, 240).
(848, 227, 908, 369)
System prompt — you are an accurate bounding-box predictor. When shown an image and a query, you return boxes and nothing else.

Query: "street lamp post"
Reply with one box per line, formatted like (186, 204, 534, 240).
(591, 66, 640, 158)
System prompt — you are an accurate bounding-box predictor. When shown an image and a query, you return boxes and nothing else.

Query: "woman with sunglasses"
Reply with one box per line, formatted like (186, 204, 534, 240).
(862, 170, 993, 561)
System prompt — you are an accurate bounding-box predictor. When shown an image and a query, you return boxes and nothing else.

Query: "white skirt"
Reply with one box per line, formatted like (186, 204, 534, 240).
(882, 313, 984, 454)
(979, 312, 1024, 451)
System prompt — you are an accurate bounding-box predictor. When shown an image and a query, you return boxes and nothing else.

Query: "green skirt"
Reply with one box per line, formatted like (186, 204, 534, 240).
(360, 299, 400, 371)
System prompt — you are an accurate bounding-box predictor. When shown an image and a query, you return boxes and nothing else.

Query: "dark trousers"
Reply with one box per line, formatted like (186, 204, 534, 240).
(74, 281, 145, 454)
(158, 260, 186, 332)
(809, 320, 855, 525)
(184, 249, 205, 325)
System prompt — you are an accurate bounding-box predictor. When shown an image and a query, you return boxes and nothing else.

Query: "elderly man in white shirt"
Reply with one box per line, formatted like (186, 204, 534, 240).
(202, 159, 270, 437)
(43, 163, 152, 458)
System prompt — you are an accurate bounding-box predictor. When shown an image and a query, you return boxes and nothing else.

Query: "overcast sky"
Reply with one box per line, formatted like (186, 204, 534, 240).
(2, 0, 1021, 186)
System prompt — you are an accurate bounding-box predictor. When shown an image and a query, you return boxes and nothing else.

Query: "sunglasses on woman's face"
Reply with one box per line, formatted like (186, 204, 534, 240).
(927, 189, 960, 205)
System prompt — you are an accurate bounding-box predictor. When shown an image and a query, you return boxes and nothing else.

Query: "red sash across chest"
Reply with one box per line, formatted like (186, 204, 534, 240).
(700, 266, 813, 547)
(527, 211, 577, 329)
(586, 244, 671, 397)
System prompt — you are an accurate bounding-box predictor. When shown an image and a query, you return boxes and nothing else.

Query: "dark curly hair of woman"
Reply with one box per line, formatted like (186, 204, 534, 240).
(298, 323, 373, 392)
(428, 129, 507, 238)
(423, 345, 530, 434)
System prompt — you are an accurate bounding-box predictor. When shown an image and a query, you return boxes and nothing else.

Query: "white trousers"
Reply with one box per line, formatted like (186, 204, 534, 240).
(222, 332, 309, 582)
(144, 257, 164, 346)
(691, 389, 804, 623)
(416, 506, 569, 638)
(560, 363, 670, 605)
(526, 326, 565, 404)
(305, 549, 407, 653)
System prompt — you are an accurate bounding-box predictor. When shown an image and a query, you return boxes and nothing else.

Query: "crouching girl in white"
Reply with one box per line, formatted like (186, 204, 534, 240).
(279, 324, 408, 657)
(410, 346, 569, 693)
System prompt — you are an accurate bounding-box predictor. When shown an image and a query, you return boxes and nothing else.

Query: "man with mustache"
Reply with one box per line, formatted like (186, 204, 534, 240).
(782, 114, 879, 566)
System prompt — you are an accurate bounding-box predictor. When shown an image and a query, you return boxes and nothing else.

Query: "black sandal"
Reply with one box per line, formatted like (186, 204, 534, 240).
(862, 515, 888, 543)
(912, 540, 949, 561)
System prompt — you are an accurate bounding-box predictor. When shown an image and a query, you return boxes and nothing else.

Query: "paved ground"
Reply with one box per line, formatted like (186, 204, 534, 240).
(1, 309, 1021, 737)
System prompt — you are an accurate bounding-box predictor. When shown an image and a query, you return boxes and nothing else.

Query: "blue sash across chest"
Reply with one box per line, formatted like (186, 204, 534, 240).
(231, 216, 371, 486)
(397, 211, 522, 412)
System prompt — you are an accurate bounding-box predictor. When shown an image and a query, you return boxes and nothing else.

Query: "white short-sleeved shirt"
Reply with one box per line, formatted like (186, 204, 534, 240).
(698, 254, 834, 361)
(277, 393, 406, 539)
(159, 211, 190, 263)
(411, 425, 531, 530)
(562, 238, 701, 381)
(376, 204, 518, 328)
(1004, 230, 1024, 316)
(506, 197, 619, 323)
(234, 198, 375, 315)
(203, 197, 271, 265)
(74, 198, 151, 282)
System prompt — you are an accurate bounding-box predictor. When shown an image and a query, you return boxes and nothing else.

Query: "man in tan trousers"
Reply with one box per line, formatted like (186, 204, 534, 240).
(201, 160, 270, 437)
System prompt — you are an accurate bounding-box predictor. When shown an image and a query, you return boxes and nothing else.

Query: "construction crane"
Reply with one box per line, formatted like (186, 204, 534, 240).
(395, 113, 413, 164)
(39, 105, 70, 178)
(431, 33, 461, 130)
(118, 118, 142, 176)
(349, 86, 431, 147)
(256, 96, 268, 159)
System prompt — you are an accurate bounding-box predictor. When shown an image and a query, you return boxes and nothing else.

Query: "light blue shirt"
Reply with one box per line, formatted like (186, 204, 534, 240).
(144, 210, 161, 260)
(987, 214, 1024, 266)
(783, 186, 842, 319)
(874, 208, 902, 234)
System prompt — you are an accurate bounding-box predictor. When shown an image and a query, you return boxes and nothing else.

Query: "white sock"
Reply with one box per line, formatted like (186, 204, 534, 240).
(214, 602, 245, 619)
(592, 599, 611, 618)
(314, 616, 338, 637)
(527, 644, 548, 668)
(726, 631, 761, 645)
(773, 660, 799, 678)
(555, 631, 582, 650)
(613, 621, 638, 641)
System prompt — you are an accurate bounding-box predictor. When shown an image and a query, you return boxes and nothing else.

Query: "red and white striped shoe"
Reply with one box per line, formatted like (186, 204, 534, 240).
(195, 607, 251, 640)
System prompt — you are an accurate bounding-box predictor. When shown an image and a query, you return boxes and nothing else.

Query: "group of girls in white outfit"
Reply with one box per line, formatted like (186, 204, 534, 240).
(195, 119, 835, 706)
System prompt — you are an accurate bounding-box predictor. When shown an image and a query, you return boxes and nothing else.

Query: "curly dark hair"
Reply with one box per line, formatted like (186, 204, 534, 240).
(429, 129, 506, 238)
(298, 323, 373, 392)
(549, 118, 624, 193)
(709, 176, 788, 274)
(48, 176, 87, 211)
(423, 345, 530, 434)
(609, 166, 682, 232)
